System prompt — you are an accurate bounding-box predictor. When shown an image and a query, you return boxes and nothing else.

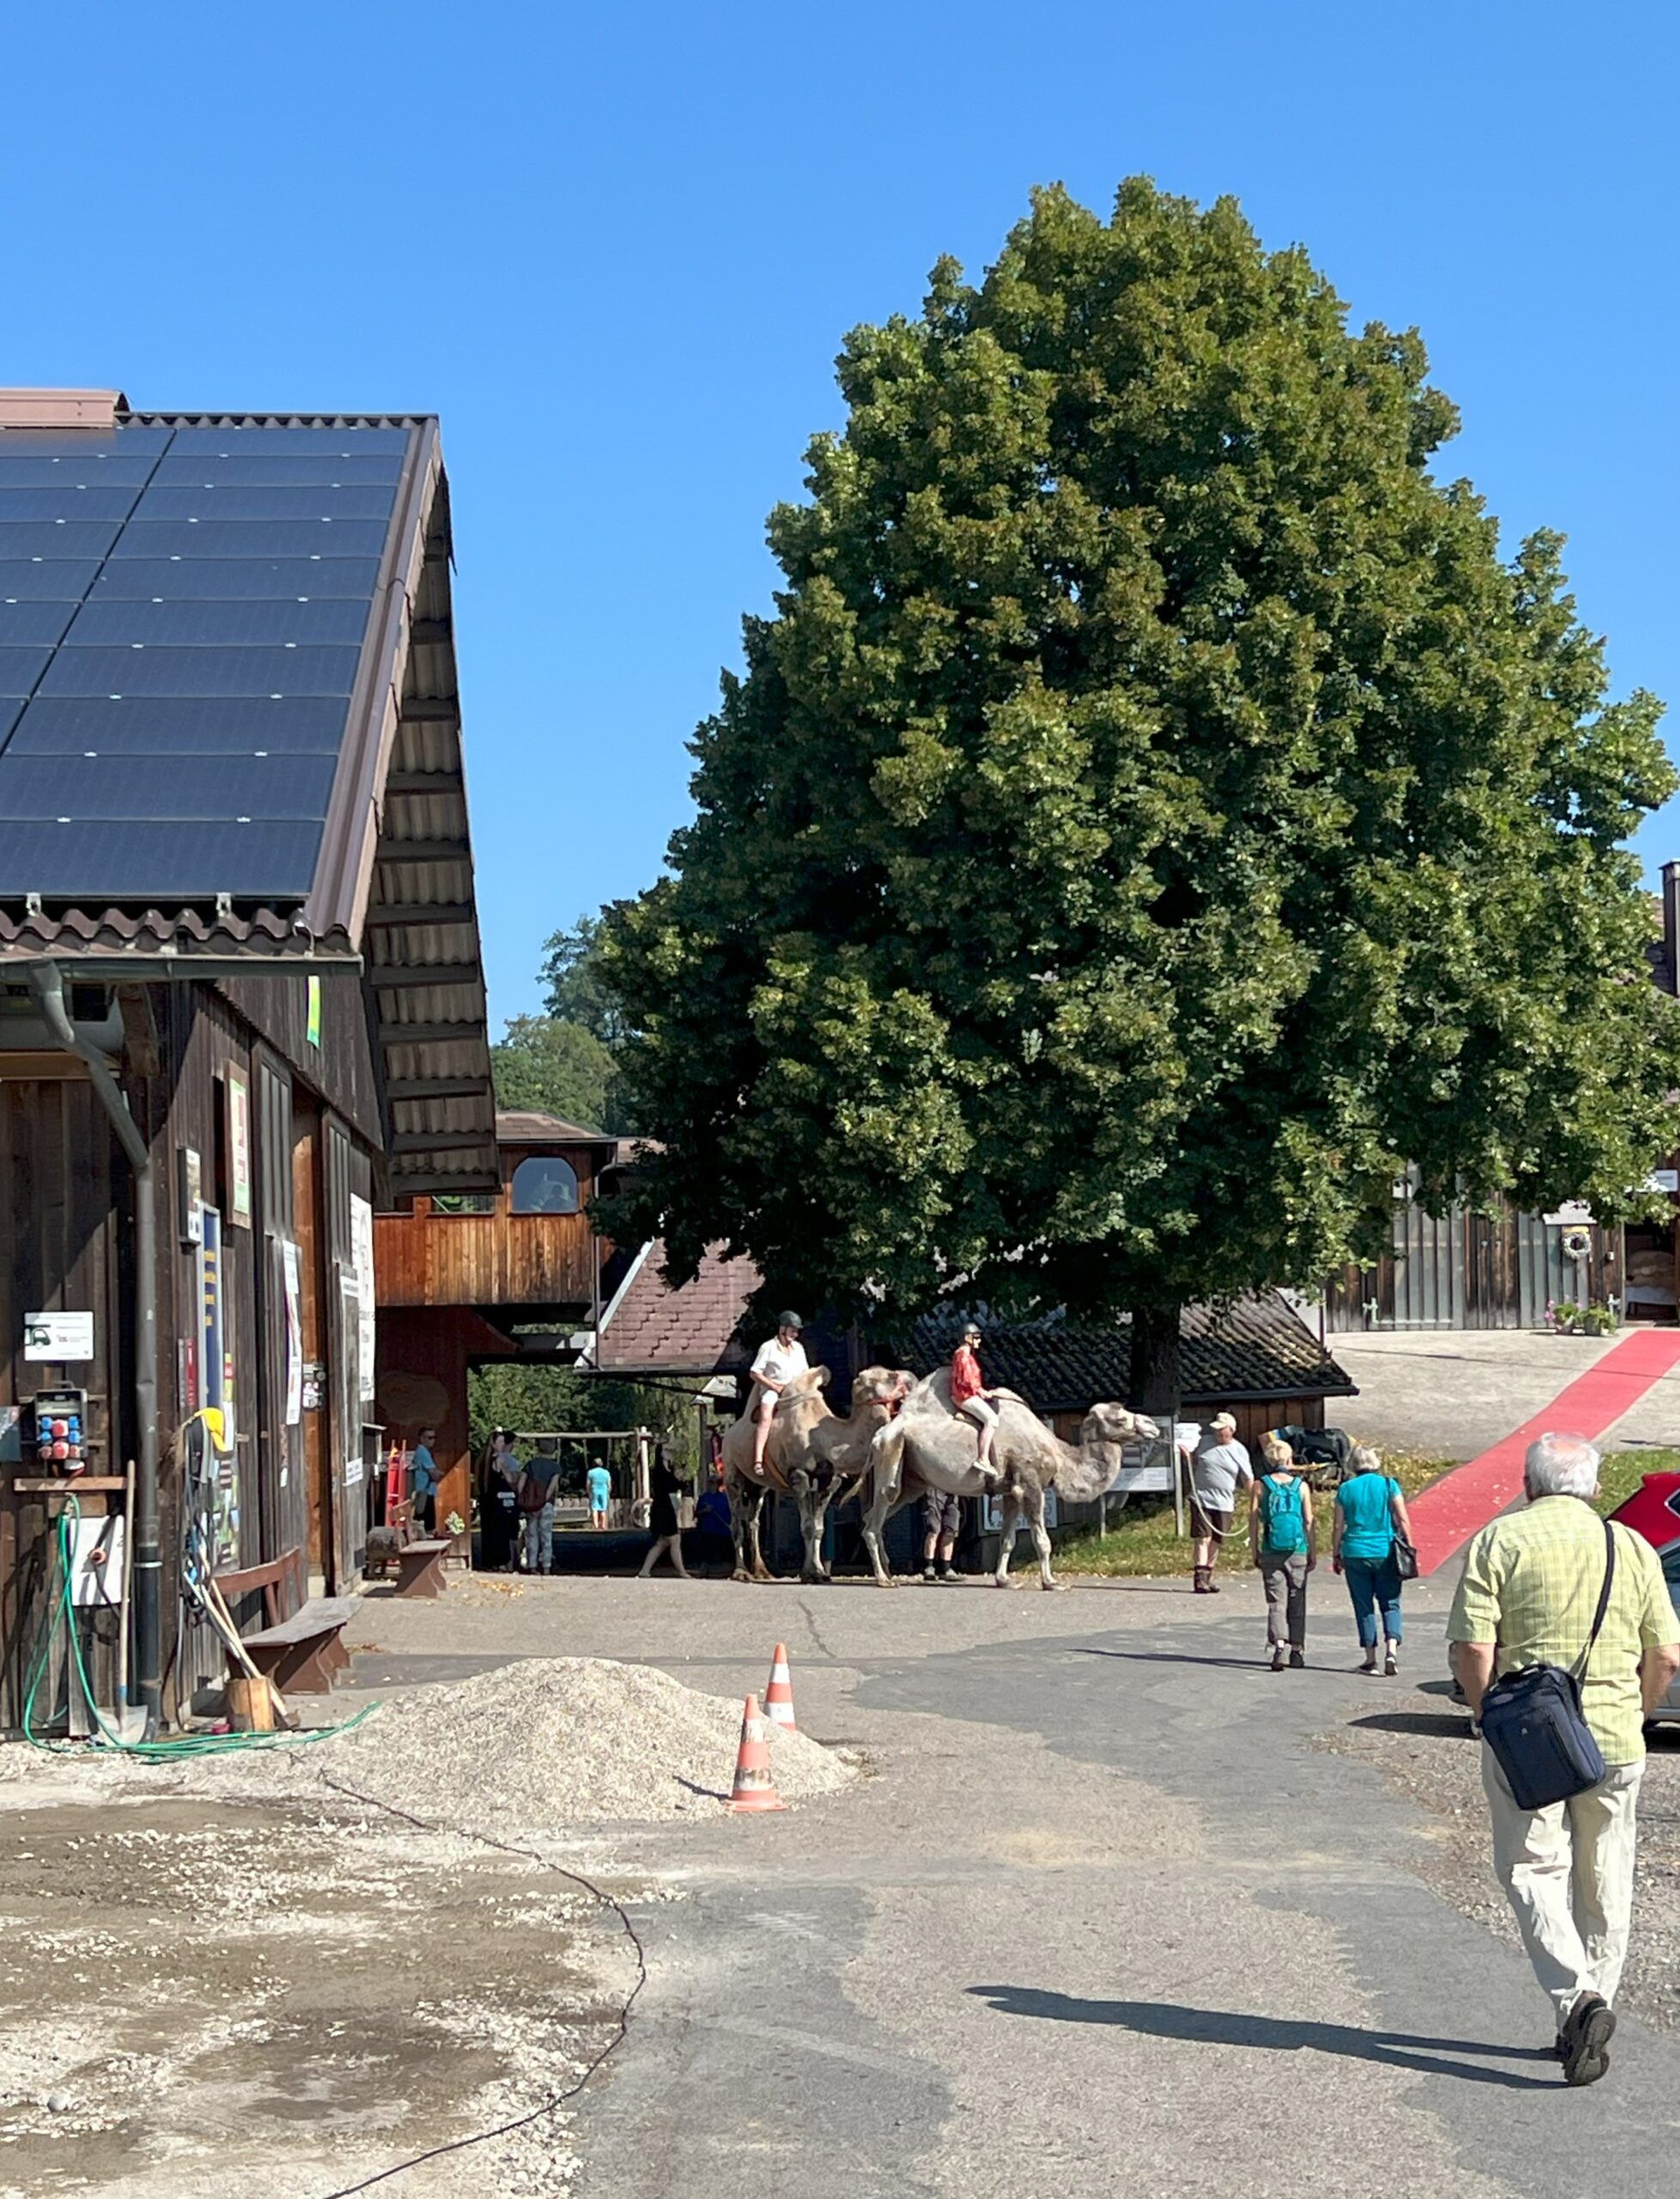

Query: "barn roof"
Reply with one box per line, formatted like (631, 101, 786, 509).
(0, 399, 497, 1193)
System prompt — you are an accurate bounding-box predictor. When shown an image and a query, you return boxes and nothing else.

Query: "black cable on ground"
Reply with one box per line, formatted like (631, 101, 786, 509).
(309, 1769, 649, 2199)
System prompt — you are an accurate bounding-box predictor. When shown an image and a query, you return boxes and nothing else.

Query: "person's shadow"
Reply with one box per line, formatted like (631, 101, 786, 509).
(967, 1988, 1555, 2090)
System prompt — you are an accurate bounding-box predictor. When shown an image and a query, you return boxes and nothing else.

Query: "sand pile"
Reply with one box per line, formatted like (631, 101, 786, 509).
(177, 1657, 855, 1831)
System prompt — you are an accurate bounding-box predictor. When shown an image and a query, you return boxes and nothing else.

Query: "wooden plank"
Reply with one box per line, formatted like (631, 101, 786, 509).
(363, 904, 475, 928)
(375, 1020, 485, 1046)
(0, 1052, 89, 1081)
(386, 1076, 494, 1102)
(368, 965, 482, 990)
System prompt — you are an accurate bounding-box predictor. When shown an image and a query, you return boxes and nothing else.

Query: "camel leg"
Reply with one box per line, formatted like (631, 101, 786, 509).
(992, 1488, 1020, 1587)
(728, 1471, 754, 1582)
(748, 1485, 775, 1582)
(1024, 1481, 1057, 1589)
(796, 1475, 828, 1585)
(861, 1427, 905, 1587)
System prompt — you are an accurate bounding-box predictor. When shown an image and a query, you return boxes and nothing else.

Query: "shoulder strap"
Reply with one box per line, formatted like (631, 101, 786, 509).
(1570, 1516, 1617, 1682)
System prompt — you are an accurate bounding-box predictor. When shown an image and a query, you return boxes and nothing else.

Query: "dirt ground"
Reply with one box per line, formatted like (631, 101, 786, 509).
(1326, 1683, 1680, 2034)
(0, 1761, 645, 2198)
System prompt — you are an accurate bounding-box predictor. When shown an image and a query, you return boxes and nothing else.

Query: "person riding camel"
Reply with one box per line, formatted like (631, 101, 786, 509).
(951, 1324, 1003, 1487)
(750, 1311, 810, 1476)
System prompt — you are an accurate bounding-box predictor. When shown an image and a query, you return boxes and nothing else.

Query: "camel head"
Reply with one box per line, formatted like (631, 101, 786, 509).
(1050, 1400, 1165, 1502)
(852, 1364, 915, 1416)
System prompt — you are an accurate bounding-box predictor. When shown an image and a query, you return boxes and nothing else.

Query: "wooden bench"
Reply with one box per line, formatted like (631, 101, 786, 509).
(215, 1548, 307, 1630)
(239, 1596, 362, 1694)
(393, 1538, 451, 1599)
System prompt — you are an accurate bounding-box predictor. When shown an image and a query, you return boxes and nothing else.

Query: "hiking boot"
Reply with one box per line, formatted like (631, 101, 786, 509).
(1191, 1568, 1210, 1594)
(1289, 1648, 1306, 1670)
(1561, 1991, 1615, 2086)
(1204, 1573, 1220, 1593)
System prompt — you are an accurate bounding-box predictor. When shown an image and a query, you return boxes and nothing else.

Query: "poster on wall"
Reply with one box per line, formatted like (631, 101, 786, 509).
(349, 1193, 376, 1401)
(282, 1240, 303, 1427)
(340, 1276, 366, 1486)
(223, 1066, 253, 1228)
(24, 1312, 94, 1362)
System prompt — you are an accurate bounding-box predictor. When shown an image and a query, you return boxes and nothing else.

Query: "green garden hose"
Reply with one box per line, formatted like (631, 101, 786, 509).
(22, 1495, 375, 1760)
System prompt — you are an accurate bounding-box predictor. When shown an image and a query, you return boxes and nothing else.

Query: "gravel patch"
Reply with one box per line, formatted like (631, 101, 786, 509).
(1324, 1685, 1680, 2033)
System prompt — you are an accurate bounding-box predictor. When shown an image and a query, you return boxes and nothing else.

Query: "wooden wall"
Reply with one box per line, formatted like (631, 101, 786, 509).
(374, 1160, 601, 1312)
(373, 1303, 520, 1536)
(214, 967, 383, 1153)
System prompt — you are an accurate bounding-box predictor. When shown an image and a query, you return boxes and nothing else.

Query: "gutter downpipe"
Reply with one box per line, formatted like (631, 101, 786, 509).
(24, 962, 161, 1736)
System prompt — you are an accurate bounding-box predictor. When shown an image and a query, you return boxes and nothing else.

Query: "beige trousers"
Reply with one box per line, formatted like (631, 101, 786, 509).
(1481, 1744, 1643, 2027)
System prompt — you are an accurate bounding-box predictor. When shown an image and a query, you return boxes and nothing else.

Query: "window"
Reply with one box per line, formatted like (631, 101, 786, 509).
(429, 1192, 496, 1216)
(510, 1154, 581, 1215)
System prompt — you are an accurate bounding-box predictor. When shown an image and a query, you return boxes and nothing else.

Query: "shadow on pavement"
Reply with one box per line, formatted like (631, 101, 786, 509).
(1346, 1711, 1476, 1739)
(1072, 1646, 1274, 1674)
(966, 1988, 1555, 2090)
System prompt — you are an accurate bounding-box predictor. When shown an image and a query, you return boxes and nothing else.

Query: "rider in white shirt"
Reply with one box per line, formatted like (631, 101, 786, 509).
(750, 1312, 809, 1474)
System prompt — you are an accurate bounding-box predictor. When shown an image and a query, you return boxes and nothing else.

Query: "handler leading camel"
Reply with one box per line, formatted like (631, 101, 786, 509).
(751, 1312, 809, 1475)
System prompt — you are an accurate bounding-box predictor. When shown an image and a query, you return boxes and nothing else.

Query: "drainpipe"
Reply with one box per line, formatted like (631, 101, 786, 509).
(25, 963, 161, 1736)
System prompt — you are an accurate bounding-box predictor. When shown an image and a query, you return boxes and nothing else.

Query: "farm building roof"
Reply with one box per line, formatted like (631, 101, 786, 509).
(0, 397, 497, 1193)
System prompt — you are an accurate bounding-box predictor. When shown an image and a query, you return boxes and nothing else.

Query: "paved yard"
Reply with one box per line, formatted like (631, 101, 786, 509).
(9, 1562, 1680, 2198)
(1330, 1328, 1629, 1459)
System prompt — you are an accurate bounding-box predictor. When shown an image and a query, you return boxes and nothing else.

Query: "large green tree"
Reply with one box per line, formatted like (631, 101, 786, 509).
(600, 179, 1680, 1402)
(490, 1012, 621, 1131)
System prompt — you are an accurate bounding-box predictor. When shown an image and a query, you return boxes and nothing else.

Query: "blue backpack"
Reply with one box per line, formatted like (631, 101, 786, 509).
(1258, 1476, 1306, 1556)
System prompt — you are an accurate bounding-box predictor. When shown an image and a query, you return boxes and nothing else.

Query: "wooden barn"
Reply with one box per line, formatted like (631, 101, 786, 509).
(0, 387, 496, 1731)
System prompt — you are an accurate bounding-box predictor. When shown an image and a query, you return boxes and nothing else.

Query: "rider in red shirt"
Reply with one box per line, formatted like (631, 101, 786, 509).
(952, 1325, 1002, 1483)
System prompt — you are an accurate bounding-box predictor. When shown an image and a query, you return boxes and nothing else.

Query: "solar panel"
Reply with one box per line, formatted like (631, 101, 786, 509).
(0, 818, 326, 897)
(0, 602, 76, 647)
(0, 455, 159, 487)
(0, 752, 339, 819)
(0, 645, 52, 695)
(0, 521, 123, 559)
(0, 487, 143, 522)
(88, 556, 382, 600)
(165, 425, 413, 453)
(64, 597, 373, 647)
(9, 696, 352, 754)
(107, 520, 391, 559)
(133, 484, 397, 522)
(0, 559, 103, 599)
(0, 417, 416, 903)
(151, 453, 404, 487)
(40, 644, 362, 697)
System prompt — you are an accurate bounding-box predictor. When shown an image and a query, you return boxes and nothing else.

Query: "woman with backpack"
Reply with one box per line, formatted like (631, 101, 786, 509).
(1332, 1444, 1415, 1675)
(1249, 1435, 1316, 1671)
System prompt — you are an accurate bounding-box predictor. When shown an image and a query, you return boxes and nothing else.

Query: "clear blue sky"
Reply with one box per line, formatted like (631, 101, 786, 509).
(7, 3, 1677, 1026)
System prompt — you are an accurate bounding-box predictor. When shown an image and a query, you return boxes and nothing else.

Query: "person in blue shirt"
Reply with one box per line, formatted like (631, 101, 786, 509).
(1333, 1445, 1415, 1675)
(409, 1428, 439, 1536)
(586, 1459, 612, 1530)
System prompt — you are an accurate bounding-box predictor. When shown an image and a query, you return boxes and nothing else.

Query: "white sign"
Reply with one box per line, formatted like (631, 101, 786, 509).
(983, 1489, 1059, 1534)
(349, 1194, 376, 1400)
(1543, 1203, 1595, 1227)
(282, 1240, 303, 1427)
(24, 1312, 94, 1362)
(1647, 1171, 1679, 1195)
(1108, 1461, 1176, 1495)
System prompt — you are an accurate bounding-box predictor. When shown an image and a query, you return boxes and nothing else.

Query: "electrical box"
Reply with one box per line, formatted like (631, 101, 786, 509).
(30, 1386, 88, 1472)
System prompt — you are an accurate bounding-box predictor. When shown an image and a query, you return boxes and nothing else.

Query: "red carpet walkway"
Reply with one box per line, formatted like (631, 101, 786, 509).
(1411, 1328, 1680, 1577)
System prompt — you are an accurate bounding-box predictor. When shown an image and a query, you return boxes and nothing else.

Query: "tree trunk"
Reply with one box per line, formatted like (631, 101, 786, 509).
(1129, 1304, 1183, 1417)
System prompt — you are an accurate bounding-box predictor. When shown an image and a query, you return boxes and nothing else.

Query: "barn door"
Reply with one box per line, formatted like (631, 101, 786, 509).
(253, 1052, 306, 1581)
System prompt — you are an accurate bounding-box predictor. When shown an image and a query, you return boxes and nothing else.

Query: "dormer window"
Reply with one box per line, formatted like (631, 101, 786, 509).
(509, 1154, 581, 1215)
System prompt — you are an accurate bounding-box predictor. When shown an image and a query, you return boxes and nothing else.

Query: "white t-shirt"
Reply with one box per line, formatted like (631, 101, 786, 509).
(751, 1336, 809, 1389)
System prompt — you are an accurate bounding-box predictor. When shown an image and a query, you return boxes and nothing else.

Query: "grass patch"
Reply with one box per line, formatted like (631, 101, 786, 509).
(1052, 1447, 1680, 1579)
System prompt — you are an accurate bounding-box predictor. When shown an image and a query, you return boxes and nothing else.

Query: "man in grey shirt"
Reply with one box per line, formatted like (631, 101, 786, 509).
(1190, 1412, 1253, 1594)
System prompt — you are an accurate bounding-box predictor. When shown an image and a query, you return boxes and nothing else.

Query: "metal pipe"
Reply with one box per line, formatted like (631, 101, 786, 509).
(24, 961, 162, 1735)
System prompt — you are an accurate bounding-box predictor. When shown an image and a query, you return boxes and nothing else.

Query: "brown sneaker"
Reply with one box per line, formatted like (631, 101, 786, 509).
(1561, 1991, 1615, 2086)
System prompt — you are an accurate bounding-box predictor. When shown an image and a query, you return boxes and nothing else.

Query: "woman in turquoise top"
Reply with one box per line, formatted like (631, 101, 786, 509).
(1332, 1445, 1415, 1675)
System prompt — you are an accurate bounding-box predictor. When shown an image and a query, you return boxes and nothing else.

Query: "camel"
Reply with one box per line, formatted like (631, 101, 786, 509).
(721, 1362, 914, 1584)
(860, 1368, 1159, 1590)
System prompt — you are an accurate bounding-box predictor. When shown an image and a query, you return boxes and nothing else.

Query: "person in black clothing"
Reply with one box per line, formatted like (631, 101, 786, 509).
(639, 1443, 690, 1579)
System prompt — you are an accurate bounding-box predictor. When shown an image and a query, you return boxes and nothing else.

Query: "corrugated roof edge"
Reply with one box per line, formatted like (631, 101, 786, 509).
(0, 902, 354, 962)
(119, 411, 435, 427)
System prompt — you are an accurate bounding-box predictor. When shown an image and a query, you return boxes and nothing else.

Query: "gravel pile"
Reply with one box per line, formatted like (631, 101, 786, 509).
(178, 1657, 855, 1831)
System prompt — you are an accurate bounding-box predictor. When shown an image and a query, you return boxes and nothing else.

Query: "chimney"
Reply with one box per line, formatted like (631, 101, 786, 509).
(0, 387, 127, 432)
(1665, 862, 1680, 997)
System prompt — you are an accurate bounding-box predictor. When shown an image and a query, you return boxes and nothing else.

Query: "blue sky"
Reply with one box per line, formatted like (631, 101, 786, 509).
(6, 3, 1677, 1026)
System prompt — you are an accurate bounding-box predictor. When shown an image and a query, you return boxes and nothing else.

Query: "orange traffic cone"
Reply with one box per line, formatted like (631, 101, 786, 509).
(764, 1642, 798, 1734)
(727, 1692, 787, 1813)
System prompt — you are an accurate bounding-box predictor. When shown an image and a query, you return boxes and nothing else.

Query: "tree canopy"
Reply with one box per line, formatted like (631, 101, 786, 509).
(600, 179, 1680, 1387)
(541, 913, 631, 1046)
(490, 1013, 621, 1132)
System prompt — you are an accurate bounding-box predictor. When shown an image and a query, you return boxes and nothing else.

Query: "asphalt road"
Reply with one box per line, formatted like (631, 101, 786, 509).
(346, 1570, 1680, 2196)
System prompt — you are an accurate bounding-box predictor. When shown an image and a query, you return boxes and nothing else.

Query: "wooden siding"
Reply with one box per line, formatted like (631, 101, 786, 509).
(374, 1167, 601, 1312)
(213, 967, 383, 1153)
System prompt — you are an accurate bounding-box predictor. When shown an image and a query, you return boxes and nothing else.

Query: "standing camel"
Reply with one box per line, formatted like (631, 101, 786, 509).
(861, 1368, 1158, 1589)
(721, 1363, 913, 1584)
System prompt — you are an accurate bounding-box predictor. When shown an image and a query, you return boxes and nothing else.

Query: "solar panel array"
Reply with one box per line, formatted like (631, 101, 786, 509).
(0, 421, 413, 900)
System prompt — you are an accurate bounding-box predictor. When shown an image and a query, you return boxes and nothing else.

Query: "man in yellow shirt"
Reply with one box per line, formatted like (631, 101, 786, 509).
(1449, 1431, 1680, 2087)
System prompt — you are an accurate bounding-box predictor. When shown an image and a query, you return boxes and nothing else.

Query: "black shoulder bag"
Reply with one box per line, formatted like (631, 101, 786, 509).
(1478, 1517, 1616, 1812)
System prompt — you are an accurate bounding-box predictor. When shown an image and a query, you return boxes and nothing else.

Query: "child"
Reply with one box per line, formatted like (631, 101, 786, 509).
(950, 1324, 1003, 1486)
(1249, 1435, 1316, 1671)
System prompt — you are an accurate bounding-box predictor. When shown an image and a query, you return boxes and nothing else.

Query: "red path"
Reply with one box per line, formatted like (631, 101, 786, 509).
(1411, 1328, 1680, 1576)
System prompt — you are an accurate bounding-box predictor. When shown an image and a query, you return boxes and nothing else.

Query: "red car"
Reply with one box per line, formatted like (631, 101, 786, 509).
(1609, 1470, 1680, 1725)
